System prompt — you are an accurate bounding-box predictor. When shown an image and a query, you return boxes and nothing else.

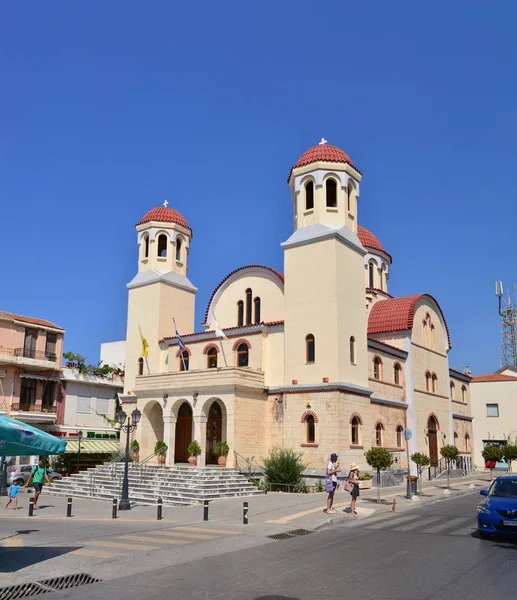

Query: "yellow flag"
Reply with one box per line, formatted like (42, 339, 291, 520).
(140, 332, 150, 358)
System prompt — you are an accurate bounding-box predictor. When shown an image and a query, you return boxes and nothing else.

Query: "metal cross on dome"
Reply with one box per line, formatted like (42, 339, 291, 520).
(163, 200, 169, 207)
(319, 138, 328, 145)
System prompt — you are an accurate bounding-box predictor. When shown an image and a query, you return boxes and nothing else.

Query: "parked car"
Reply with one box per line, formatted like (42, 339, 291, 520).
(478, 475, 517, 537)
(8, 465, 62, 486)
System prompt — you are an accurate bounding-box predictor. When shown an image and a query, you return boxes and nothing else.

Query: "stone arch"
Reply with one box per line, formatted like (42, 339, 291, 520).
(232, 338, 251, 351)
(202, 398, 228, 466)
(175, 346, 192, 358)
(174, 400, 193, 463)
(203, 343, 219, 355)
(300, 410, 318, 423)
(349, 412, 363, 425)
(140, 400, 164, 459)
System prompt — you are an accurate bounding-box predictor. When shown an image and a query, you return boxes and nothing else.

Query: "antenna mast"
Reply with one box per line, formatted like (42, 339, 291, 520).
(495, 281, 517, 367)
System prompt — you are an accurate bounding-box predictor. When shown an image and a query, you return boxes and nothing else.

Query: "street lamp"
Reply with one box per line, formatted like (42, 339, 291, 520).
(117, 408, 141, 511)
(77, 430, 83, 475)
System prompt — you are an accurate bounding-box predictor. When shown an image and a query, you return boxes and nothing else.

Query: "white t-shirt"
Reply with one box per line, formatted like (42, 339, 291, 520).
(327, 461, 338, 483)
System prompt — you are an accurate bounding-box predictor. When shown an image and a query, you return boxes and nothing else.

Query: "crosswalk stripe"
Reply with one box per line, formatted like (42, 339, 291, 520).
(421, 517, 471, 534)
(83, 540, 159, 551)
(1, 535, 23, 547)
(172, 526, 241, 536)
(450, 523, 477, 536)
(117, 535, 192, 545)
(393, 516, 443, 531)
(367, 515, 421, 530)
(72, 548, 122, 558)
(149, 530, 217, 540)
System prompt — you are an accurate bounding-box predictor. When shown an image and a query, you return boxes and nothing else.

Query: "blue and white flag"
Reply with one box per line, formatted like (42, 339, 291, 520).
(173, 318, 186, 350)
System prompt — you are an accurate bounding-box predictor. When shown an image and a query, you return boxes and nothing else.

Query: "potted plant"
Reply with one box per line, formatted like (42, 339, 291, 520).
(358, 471, 372, 489)
(188, 440, 202, 466)
(155, 440, 168, 465)
(216, 441, 230, 467)
(130, 439, 140, 463)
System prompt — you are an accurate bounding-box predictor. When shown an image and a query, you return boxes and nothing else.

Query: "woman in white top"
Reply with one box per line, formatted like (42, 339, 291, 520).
(326, 453, 340, 514)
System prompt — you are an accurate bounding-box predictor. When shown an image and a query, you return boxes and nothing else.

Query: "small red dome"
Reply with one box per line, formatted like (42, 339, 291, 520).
(138, 207, 190, 230)
(357, 225, 392, 264)
(289, 141, 360, 181)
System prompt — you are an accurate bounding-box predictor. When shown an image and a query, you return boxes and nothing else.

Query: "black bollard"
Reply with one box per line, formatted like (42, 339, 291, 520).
(243, 501, 248, 525)
(66, 497, 73, 518)
(203, 500, 209, 521)
(28, 496, 34, 517)
(157, 497, 163, 521)
(112, 497, 118, 519)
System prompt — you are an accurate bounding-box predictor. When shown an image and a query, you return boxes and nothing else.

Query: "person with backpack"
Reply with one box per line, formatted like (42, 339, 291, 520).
(24, 459, 52, 509)
(347, 463, 360, 517)
(325, 453, 340, 514)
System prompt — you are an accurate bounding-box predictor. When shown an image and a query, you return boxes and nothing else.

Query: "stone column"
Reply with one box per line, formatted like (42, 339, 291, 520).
(163, 415, 176, 466)
(193, 415, 208, 466)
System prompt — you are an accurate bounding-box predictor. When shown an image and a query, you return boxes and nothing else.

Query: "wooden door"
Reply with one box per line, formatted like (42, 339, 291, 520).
(206, 416, 222, 465)
(174, 416, 192, 463)
(429, 430, 438, 466)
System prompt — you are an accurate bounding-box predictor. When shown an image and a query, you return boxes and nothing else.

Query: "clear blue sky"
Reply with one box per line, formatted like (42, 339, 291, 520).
(2, 1, 516, 374)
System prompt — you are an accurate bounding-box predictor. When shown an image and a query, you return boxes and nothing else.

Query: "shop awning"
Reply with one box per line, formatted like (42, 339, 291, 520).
(20, 373, 61, 382)
(65, 440, 120, 454)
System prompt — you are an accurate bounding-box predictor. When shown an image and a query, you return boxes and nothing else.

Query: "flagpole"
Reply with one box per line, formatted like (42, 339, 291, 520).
(213, 313, 228, 368)
(138, 325, 151, 374)
(173, 318, 188, 371)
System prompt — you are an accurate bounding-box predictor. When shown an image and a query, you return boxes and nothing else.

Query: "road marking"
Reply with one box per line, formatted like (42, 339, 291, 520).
(450, 522, 477, 536)
(150, 530, 218, 540)
(1, 535, 23, 547)
(173, 526, 242, 536)
(266, 501, 349, 524)
(393, 516, 443, 531)
(0, 516, 178, 523)
(72, 548, 122, 558)
(117, 535, 192, 545)
(421, 517, 471, 534)
(83, 540, 159, 551)
(367, 515, 421, 530)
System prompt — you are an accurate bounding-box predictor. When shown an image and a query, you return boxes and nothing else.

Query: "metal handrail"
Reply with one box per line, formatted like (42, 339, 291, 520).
(234, 450, 265, 479)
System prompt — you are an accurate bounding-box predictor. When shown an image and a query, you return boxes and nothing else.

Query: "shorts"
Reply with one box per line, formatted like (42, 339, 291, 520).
(9, 495, 18, 500)
(33, 482, 43, 492)
(333, 481, 337, 491)
(351, 485, 360, 498)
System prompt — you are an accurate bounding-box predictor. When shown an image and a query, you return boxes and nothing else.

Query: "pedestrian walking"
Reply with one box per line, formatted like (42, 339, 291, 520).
(4, 481, 21, 510)
(24, 459, 52, 509)
(348, 463, 360, 517)
(326, 453, 340, 514)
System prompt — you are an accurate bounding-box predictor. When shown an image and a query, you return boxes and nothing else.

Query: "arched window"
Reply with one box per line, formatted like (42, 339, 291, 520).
(138, 357, 144, 376)
(454, 431, 458, 447)
(245, 288, 252, 325)
(237, 301, 244, 327)
(254, 297, 261, 324)
(326, 179, 337, 208)
(305, 181, 314, 210)
(347, 183, 351, 213)
(375, 423, 384, 447)
(236, 343, 249, 367)
(368, 262, 375, 289)
(450, 381, 456, 401)
(422, 320, 428, 346)
(179, 350, 189, 371)
(465, 433, 470, 452)
(432, 373, 438, 394)
(430, 324, 435, 350)
(394, 363, 401, 385)
(176, 238, 182, 261)
(461, 385, 467, 403)
(351, 416, 361, 445)
(306, 334, 315, 363)
(350, 336, 356, 364)
(157, 234, 168, 257)
(425, 372, 431, 392)
(305, 415, 315, 444)
(428, 415, 438, 431)
(143, 235, 149, 259)
(396, 425, 403, 448)
(207, 347, 218, 368)
(373, 356, 382, 380)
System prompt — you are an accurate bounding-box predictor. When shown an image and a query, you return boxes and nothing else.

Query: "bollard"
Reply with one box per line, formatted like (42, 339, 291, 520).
(67, 497, 73, 518)
(112, 497, 118, 519)
(391, 498, 397, 513)
(203, 500, 209, 522)
(157, 497, 163, 521)
(243, 501, 248, 525)
(28, 496, 34, 517)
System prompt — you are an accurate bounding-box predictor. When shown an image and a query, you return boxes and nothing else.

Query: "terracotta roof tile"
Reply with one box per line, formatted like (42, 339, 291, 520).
(137, 207, 191, 233)
(357, 225, 392, 263)
(0, 311, 64, 330)
(288, 143, 361, 181)
(471, 373, 517, 383)
(161, 320, 284, 343)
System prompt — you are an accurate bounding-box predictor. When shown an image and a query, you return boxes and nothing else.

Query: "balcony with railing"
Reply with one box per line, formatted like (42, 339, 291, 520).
(9, 402, 57, 423)
(0, 347, 59, 370)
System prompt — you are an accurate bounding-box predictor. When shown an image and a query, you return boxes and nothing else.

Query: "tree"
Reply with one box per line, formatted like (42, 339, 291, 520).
(502, 444, 517, 474)
(482, 444, 504, 480)
(365, 448, 393, 504)
(262, 447, 308, 492)
(440, 445, 460, 489)
(411, 452, 430, 495)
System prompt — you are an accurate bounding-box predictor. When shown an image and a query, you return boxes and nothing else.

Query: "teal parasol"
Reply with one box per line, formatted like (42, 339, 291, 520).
(0, 415, 67, 456)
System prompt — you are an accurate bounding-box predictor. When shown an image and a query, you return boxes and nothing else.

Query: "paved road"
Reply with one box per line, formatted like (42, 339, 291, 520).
(10, 491, 515, 599)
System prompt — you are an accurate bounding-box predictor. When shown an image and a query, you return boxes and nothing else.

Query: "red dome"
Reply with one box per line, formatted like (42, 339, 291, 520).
(289, 142, 360, 181)
(357, 225, 391, 264)
(137, 207, 190, 230)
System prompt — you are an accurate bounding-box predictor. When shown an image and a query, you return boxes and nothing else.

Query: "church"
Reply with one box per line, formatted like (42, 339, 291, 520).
(119, 140, 474, 474)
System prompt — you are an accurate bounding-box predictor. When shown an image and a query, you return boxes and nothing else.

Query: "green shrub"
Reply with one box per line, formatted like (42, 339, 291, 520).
(365, 447, 394, 504)
(154, 440, 168, 455)
(358, 471, 371, 481)
(315, 480, 325, 493)
(130, 440, 140, 451)
(262, 447, 307, 490)
(216, 441, 230, 457)
(188, 440, 202, 457)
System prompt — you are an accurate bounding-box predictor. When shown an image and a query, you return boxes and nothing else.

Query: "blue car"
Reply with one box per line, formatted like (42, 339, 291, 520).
(478, 475, 517, 537)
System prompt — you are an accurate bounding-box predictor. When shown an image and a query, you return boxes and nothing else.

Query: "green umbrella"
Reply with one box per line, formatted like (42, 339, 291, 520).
(0, 415, 67, 456)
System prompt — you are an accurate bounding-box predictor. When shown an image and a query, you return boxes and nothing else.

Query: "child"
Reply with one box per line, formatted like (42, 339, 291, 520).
(5, 481, 21, 510)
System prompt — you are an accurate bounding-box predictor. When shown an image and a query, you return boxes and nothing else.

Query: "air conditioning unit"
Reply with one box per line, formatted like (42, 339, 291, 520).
(0, 370, 6, 378)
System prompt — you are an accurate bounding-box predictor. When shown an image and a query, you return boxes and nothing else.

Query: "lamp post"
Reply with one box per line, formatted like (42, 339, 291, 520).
(117, 408, 141, 511)
(77, 430, 83, 475)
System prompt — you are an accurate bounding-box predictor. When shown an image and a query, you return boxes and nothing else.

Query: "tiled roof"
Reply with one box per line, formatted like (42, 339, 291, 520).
(137, 207, 191, 232)
(288, 143, 361, 181)
(161, 320, 284, 343)
(471, 373, 517, 383)
(367, 294, 451, 347)
(358, 225, 392, 263)
(203, 265, 285, 325)
(0, 311, 64, 331)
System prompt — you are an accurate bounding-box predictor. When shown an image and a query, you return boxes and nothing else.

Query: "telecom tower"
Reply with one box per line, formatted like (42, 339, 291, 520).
(495, 281, 517, 367)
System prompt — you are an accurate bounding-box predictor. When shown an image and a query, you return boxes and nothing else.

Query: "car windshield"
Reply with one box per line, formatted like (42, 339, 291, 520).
(489, 479, 517, 498)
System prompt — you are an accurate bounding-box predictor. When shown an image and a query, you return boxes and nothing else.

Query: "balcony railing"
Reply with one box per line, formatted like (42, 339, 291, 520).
(14, 348, 57, 362)
(11, 403, 57, 414)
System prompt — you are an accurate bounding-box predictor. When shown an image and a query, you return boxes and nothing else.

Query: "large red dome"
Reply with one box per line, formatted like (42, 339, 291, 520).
(137, 206, 190, 230)
(289, 141, 360, 181)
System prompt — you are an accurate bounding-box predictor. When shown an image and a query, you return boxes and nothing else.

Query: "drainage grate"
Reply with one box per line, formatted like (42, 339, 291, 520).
(267, 528, 314, 541)
(0, 573, 101, 600)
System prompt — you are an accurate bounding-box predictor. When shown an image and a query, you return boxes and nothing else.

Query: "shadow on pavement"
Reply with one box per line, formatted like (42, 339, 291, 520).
(0, 529, 39, 543)
(0, 546, 79, 572)
(254, 597, 300, 600)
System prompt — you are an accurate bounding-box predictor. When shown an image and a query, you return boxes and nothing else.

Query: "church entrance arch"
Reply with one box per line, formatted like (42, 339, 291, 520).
(175, 402, 193, 463)
(141, 401, 164, 459)
(428, 415, 439, 467)
(206, 400, 225, 465)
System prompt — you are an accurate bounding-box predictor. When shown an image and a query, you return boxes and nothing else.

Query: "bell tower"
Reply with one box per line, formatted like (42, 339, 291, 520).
(282, 140, 368, 386)
(124, 201, 197, 394)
